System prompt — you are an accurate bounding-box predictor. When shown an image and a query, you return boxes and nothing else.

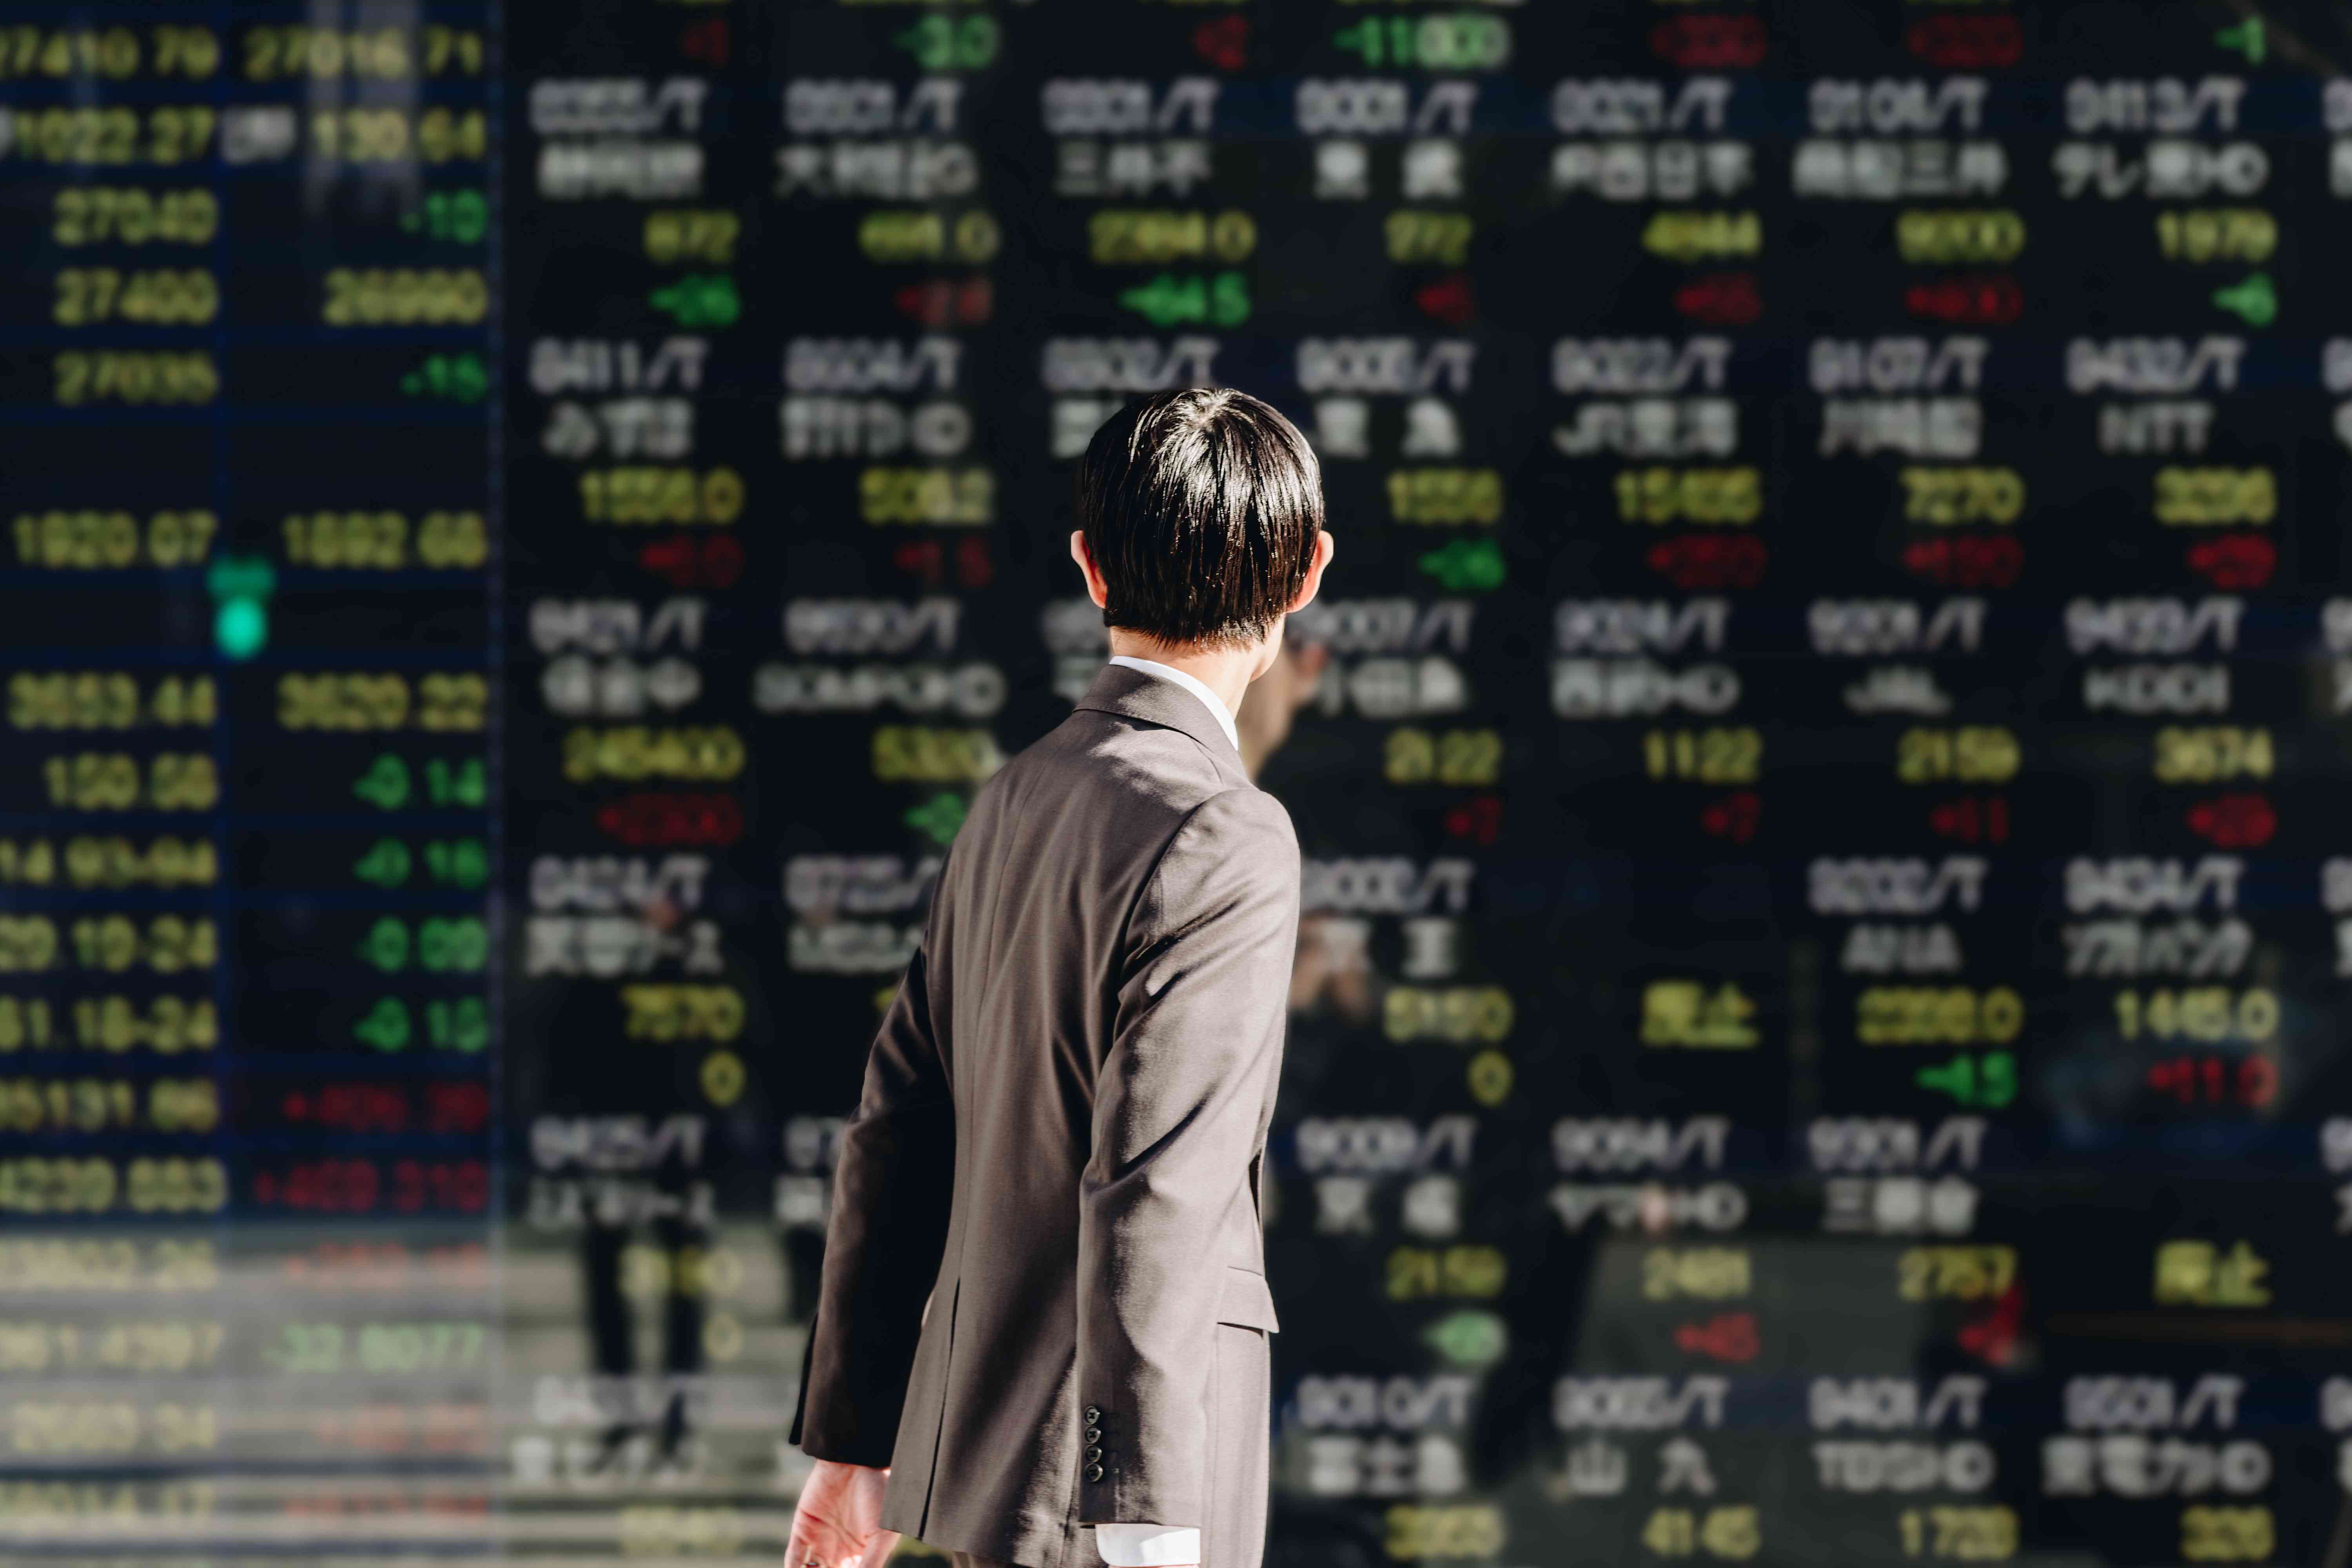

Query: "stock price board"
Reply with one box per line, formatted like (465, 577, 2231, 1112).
(9, 0, 2352, 1564)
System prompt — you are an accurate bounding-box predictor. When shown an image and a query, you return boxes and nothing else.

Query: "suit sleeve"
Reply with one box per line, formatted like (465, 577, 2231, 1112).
(789, 858, 957, 1466)
(1076, 788, 1299, 1529)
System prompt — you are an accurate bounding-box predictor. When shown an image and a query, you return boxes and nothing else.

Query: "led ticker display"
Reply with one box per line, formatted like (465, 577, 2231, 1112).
(11, 1, 2352, 1563)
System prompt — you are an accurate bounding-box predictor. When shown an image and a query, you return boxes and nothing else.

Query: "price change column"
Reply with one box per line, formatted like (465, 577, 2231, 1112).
(0, 2, 499, 1556)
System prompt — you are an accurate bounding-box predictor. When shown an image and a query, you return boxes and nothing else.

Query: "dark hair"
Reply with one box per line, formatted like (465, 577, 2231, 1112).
(1075, 387, 1324, 648)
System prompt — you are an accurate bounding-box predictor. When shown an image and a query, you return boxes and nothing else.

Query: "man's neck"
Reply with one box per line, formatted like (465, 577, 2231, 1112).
(1107, 631, 1256, 720)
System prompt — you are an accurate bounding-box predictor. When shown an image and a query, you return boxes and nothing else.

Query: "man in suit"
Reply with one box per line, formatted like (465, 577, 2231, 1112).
(785, 387, 1336, 1568)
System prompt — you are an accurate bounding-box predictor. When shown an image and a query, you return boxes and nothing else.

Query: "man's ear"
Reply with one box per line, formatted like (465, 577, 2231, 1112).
(1286, 530, 1336, 613)
(1069, 530, 1109, 610)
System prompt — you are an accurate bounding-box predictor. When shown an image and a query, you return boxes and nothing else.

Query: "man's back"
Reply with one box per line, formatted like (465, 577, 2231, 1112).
(794, 662, 1298, 1568)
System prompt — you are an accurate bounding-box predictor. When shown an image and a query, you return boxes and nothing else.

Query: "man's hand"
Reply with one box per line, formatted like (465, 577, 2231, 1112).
(786, 1459, 898, 1568)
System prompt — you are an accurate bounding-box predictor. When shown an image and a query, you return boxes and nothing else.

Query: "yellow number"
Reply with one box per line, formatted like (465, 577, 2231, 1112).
(283, 511, 407, 568)
(1385, 728, 1501, 784)
(566, 726, 748, 783)
(52, 187, 218, 247)
(0, 999, 57, 1052)
(1896, 209, 2025, 263)
(1385, 211, 1473, 264)
(12, 510, 214, 570)
(11, 674, 131, 730)
(1385, 1247, 1507, 1301)
(0, 842, 56, 886)
(147, 1080, 219, 1132)
(2156, 210, 2275, 264)
(65, 996, 218, 1055)
(126, 1159, 227, 1214)
(54, 352, 216, 406)
(1896, 727, 2018, 784)
(2183, 1506, 2273, 1562)
(423, 26, 484, 74)
(42, 754, 216, 812)
(1899, 1506, 2017, 1559)
(0, 1161, 117, 1216)
(151, 27, 221, 78)
(2155, 468, 2274, 525)
(1900, 467, 2023, 525)
(870, 726, 1000, 782)
(581, 468, 744, 525)
(1897, 1248, 2016, 1302)
(322, 269, 487, 326)
(1641, 211, 1760, 261)
(1616, 467, 1759, 524)
(645, 209, 740, 265)
(53, 837, 218, 888)
(308, 108, 410, 161)
(67, 916, 217, 974)
(0, 922, 60, 973)
(409, 510, 484, 567)
(2153, 727, 2272, 783)
(417, 674, 487, 731)
(1383, 1504, 1504, 1559)
(2114, 988, 2278, 1044)
(54, 269, 217, 327)
(1645, 1506, 1762, 1559)
(242, 26, 410, 80)
(1089, 209, 1256, 264)
(860, 211, 943, 261)
(1643, 1247, 1751, 1300)
(152, 754, 221, 810)
(0, 1086, 132, 1133)
(1383, 986, 1514, 1044)
(621, 985, 744, 1042)
(7, 673, 213, 731)
(1388, 468, 1501, 525)
(1644, 728, 1761, 783)
(858, 468, 994, 526)
(0, 26, 147, 80)
(13, 107, 214, 165)
(1857, 987, 2024, 1045)
(278, 674, 408, 731)
(860, 209, 998, 263)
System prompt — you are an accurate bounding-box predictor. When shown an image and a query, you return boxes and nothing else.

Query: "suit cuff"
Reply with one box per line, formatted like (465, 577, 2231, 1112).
(1092, 1524, 1199, 1566)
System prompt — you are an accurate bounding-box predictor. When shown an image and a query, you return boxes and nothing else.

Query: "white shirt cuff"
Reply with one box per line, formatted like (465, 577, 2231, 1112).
(1093, 1523, 1200, 1566)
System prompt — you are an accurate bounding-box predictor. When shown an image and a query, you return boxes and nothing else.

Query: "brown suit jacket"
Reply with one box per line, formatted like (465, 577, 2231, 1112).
(791, 663, 1297, 1568)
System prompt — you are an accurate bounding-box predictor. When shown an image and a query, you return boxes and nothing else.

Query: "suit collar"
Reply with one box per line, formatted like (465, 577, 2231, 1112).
(1106, 655, 1239, 750)
(1074, 661, 1245, 768)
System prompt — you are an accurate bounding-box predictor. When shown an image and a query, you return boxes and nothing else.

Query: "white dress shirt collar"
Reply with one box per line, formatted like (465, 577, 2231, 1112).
(1106, 655, 1240, 753)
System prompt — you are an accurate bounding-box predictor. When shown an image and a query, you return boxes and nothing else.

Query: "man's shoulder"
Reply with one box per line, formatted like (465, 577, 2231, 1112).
(1006, 702, 1240, 813)
(1170, 784, 1298, 868)
(964, 707, 1286, 873)
(1131, 783, 1299, 929)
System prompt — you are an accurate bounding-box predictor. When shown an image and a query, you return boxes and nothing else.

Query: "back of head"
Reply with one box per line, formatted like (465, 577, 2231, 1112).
(1074, 387, 1324, 650)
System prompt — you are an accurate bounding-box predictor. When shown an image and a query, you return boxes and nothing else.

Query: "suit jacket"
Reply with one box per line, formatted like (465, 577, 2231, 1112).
(791, 662, 1298, 1568)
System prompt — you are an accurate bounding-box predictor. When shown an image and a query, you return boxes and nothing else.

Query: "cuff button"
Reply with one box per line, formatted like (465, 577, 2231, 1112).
(1084, 1406, 1102, 1422)
(1085, 1463, 1104, 1483)
(1085, 1446, 1102, 1463)
(1083, 1426, 1101, 1444)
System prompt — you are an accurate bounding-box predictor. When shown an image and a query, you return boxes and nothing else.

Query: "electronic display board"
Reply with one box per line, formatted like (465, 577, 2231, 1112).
(8, 2, 2352, 1563)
